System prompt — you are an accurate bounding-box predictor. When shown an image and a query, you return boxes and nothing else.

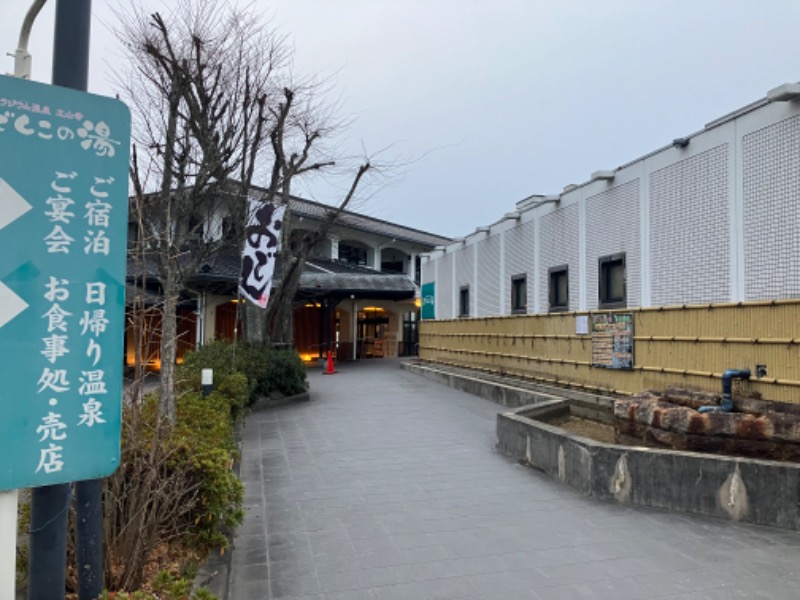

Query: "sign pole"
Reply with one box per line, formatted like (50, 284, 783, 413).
(0, 490, 18, 600)
(28, 484, 71, 600)
(28, 3, 99, 600)
(54, 4, 105, 600)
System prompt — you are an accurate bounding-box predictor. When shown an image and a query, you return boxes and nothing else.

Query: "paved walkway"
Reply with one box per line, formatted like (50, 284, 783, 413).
(229, 359, 800, 600)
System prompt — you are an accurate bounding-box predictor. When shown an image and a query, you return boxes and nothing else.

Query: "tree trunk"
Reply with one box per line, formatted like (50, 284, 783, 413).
(244, 301, 267, 345)
(158, 282, 179, 423)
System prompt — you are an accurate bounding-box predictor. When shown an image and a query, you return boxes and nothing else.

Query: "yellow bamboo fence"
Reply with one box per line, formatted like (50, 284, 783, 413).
(419, 300, 800, 404)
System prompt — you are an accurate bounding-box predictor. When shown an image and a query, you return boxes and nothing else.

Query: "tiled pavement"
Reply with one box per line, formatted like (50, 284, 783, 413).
(229, 359, 800, 599)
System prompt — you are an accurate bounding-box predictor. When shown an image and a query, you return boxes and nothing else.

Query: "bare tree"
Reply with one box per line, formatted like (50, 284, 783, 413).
(117, 1, 281, 420)
(117, 1, 373, 419)
(241, 82, 373, 346)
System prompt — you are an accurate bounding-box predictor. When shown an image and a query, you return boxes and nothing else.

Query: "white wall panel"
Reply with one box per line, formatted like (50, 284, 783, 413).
(504, 220, 536, 314)
(743, 115, 800, 300)
(437, 253, 453, 319)
(650, 145, 730, 305)
(538, 205, 580, 311)
(420, 260, 435, 287)
(476, 234, 501, 316)
(585, 180, 641, 309)
(455, 245, 475, 315)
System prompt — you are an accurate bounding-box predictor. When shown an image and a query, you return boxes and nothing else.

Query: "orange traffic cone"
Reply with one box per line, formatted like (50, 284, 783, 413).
(323, 351, 337, 375)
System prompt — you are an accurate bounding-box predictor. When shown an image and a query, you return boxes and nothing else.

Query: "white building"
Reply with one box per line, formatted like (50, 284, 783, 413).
(421, 82, 800, 318)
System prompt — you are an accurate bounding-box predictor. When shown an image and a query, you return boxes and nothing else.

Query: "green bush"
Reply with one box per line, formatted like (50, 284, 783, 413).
(102, 389, 242, 590)
(174, 390, 244, 549)
(257, 347, 308, 397)
(178, 341, 307, 402)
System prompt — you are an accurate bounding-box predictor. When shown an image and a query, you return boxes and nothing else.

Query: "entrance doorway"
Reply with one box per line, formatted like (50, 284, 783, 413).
(357, 307, 389, 358)
(402, 311, 419, 356)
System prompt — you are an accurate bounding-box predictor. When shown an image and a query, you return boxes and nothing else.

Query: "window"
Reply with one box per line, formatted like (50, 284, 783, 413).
(599, 253, 626, 308)
(339, 242, 368, 266)
(380, 248, 407, 274)
(511, 274, 527, 314)
(459, 286, 470, 317)
(548, 265, 569, 312)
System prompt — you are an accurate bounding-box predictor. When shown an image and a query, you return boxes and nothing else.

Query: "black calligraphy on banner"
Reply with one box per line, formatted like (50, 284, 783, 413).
(239, 198, 285, 307)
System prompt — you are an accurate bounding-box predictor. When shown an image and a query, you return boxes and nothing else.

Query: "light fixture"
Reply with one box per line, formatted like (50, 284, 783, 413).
(672, 138, 690, 149)
(767, 83, 800, 102)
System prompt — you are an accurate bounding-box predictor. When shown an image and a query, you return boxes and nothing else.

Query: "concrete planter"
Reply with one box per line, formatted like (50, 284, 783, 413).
(498, 402, 800, 530)
(403, 361, 800, 531)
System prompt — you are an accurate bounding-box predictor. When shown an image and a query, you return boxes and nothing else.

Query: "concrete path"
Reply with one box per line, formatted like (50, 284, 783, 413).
(229, 359, 800, 600)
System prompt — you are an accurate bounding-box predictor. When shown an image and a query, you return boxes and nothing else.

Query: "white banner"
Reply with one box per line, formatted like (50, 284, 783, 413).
(239, 198, 286, 308)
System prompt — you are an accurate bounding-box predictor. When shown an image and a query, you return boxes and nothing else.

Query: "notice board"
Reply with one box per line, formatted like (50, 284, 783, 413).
(591, 313, 634, 369)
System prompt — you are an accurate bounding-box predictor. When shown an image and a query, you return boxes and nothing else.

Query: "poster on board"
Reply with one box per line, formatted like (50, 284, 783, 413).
(591, 313, 634, 369)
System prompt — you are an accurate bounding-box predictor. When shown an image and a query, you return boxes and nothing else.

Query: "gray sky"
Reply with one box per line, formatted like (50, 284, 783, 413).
(4, 0, 800, 238)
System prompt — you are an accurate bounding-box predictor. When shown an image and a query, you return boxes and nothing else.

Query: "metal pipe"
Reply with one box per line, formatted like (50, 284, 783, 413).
(13, 0, 48, 78)
(698, 369, 751, 413)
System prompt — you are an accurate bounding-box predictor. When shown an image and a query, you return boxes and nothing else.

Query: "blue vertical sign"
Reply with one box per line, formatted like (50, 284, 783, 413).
(421, 282, 435, 320)
(0, 75, 130, 490)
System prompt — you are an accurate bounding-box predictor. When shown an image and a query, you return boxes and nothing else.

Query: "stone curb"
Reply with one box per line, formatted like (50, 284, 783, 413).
(249, 389, 311, 411)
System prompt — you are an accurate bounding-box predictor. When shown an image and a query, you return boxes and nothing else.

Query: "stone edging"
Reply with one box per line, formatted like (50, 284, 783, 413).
(250, 389, 311, 411)
(403, 361, 800, 531)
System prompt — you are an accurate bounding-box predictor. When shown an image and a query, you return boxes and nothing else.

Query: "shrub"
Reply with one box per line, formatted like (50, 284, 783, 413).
(173, 390, 244, 549)
(257, 347, 308, 397)
(102, 389, 242, 591)
(179, 341, 307, 402)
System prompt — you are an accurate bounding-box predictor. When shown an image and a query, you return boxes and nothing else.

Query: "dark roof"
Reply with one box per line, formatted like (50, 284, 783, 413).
(299, 259, 416, 300)
(246, 189, 452, 248)
(129, 250, 417, 301)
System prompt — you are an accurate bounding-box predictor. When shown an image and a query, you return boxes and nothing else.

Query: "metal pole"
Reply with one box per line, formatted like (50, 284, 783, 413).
(32, 4, 103, 600)
(13, 0, 48, 78)
(352, 299, 358, 361)
(51, 0, 91, 90)
(74, 482, 102, 599)
(28, 484, 71, 600)
(62, 0, 103, 568)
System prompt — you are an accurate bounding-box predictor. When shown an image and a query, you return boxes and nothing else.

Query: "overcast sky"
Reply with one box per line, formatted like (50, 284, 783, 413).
(3, 0, 800, 238)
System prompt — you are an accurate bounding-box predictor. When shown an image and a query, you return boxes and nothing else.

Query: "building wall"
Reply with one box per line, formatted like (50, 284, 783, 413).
(436, 252, 454, 320)
(476, 233, 501, 316)
(539, 205, 580, 312)
(585, 180, 641, 310)
(421, 88, 800, 315)
(419, 86, 800, 403)
(743, 114, 800, 300)
(649, 145, 729, 306)
(504, 220, 536, 313)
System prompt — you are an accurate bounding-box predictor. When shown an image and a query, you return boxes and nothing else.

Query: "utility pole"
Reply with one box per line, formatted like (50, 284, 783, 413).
(28, 4, 100, 600)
